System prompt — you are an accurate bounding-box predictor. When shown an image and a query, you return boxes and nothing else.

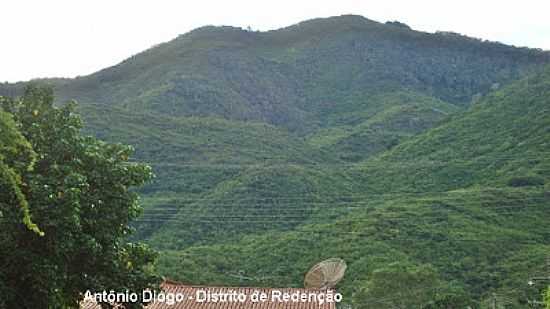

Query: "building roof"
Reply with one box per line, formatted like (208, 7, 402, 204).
(80, 280, 338, 309)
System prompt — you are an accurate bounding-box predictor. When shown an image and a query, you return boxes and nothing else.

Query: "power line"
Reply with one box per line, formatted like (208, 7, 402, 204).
(8, 196, 547, 215)
(135, 188, 547, 202)
(9, 188, 547, 213)
(131, 214, 548, 224)
(135, 197, 548, 210)
(135, 210, 548, 219)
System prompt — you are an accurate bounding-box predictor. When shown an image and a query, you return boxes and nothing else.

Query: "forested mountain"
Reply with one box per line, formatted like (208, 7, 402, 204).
(153, 65, 550, 308)
(1, 14, 549, 308)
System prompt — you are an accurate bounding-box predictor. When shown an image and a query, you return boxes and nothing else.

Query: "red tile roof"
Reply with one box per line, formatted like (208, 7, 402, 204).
(81, 280, 338, 309)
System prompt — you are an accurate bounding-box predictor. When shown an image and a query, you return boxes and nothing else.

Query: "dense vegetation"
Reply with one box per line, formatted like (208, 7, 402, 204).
(1, 15, 549, 308)
(150, 67, 550, 308)
(0, 108, 41, 235)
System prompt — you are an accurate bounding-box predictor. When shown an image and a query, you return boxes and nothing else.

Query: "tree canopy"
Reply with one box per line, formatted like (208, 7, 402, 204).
(0, 86, 159, 308)
(0, 106, 40, 235)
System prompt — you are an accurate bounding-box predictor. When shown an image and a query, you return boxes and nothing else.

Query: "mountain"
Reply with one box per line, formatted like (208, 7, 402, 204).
(1, 15, 548, 160)
(1, 14, 549, 307)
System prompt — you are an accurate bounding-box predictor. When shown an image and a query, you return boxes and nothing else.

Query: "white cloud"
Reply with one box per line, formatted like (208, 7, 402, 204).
(1, 0, 549, 82)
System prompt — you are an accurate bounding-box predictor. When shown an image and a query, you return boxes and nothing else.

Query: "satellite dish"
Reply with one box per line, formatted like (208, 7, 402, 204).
(304, 258, 347, 289)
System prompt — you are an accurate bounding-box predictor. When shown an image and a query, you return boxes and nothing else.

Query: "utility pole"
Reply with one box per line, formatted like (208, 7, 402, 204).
(491, 293, 497, 309)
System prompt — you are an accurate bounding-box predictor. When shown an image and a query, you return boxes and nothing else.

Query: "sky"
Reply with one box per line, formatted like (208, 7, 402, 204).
(1, 0, 550, 82)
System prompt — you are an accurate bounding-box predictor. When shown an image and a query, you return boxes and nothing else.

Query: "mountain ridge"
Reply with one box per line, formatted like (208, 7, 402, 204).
(3, 15, 550, 116)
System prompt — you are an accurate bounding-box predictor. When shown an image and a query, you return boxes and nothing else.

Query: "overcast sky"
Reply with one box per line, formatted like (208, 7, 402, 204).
(1, 0, 549, 82)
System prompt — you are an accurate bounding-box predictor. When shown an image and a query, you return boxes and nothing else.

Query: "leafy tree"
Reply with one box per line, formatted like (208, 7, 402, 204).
(0, 107, 41, 234)
(0, 86, 160, 308)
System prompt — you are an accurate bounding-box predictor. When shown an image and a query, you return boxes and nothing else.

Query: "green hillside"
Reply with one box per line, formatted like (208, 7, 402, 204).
(1, 15, 548, 164)
(75, 103, 346, 241)
(50, 15, 550, 119)
(151, 67, 550, 308)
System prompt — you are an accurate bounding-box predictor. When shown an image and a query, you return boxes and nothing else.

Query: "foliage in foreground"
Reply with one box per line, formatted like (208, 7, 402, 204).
(0, 86, 160, 308)
(0, 108, 40, 235)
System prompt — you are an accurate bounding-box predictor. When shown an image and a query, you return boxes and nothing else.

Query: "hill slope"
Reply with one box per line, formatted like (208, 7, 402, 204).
(152, 66, 550, 308)
(1, 15, 548, 165)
